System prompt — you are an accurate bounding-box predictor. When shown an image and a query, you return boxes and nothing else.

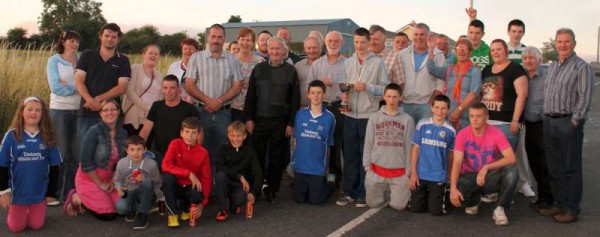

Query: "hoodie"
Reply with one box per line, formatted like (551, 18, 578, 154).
(363, 106, 415, 176)
(469, 41, 493, 69)
(342, 52, 388, 119)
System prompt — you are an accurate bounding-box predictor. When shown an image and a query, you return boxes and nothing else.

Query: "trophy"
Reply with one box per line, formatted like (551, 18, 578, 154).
(338, 82, 354, 112)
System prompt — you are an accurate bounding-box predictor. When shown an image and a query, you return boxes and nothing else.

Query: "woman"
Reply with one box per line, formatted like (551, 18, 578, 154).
(123, 44, 163, 136)
(167, 38, 199, 103)
(231, 27, 265, 122)
(427, 36, 481, 130)
(46, 30, 81, 205)
(66, 100, 127, 221)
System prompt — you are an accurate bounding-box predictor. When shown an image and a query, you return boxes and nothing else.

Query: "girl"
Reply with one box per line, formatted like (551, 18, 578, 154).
(0, 96, 62, 233)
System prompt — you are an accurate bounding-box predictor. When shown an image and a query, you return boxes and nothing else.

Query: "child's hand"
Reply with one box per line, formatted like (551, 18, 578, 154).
(0, 193, 11, 209)
(136, 173, 145, 183)
(247, 193, 256, 204)
(450, 188, 464, 207)
(189, 172, 202, 192)
(191, 204, 204, 217)
(240, 176, 250, 193)
(409, 174, 420, 191)
(118, 189, 125, 197)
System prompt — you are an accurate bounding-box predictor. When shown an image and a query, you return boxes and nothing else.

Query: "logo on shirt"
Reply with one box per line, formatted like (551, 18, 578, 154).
(317, 125, 324, 132)
(426, 129, 432, 135)
(302, 123, 308, 127)
(17, 144, 26, 149)
(112, 64, 119, 68)
(439, 131, 446, 139)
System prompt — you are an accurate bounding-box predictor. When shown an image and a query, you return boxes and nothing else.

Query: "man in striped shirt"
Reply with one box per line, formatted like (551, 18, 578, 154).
(540, 28, 594, 223)
(507, 19, 526, 64)
(369, 25, 405, 86)
(185, 23, 243, 172)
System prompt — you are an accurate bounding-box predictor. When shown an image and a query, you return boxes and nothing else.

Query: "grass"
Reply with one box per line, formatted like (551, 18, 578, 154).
(0, 42, 179, 134)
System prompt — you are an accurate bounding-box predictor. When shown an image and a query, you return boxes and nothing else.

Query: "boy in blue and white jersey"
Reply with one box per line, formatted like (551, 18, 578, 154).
(409, 94, 456, 215)
(292, 80, 335, 205)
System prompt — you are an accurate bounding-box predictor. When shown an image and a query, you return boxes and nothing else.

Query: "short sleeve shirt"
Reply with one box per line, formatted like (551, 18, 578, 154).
(411, 118, 456, 182)
(185, 51, 242, 103)
(453, 124, 511, 173)
(146, 100, 198, 154)
(481, 62, 527, 122)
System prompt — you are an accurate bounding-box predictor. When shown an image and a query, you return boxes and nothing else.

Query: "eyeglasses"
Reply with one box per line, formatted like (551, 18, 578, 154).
(100, 108, 119, 112)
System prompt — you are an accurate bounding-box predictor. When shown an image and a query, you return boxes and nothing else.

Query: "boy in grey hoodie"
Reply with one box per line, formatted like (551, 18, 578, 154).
(363, 83, 414, 210)
(336, 27, 388, 208)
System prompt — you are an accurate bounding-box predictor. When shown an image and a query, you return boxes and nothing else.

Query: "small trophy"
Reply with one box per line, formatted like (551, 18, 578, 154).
(338, 82, 354, 112)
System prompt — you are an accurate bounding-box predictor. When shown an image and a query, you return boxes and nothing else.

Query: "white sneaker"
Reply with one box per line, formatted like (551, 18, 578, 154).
(481, 193, 498, 203)
(519, 183, 536, 197)
(465, 203, 479, 215)
(493, 206, 509, 226)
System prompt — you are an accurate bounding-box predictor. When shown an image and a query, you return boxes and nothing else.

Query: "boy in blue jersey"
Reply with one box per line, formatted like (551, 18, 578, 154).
(409, 95, 456, 215)
(292, 80, 335, 205)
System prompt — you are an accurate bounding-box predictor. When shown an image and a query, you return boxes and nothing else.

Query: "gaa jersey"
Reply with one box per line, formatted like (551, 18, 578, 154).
(411, 118, 456, 182)
(0, 129, 62, 204)
(292, 106, 335, 176)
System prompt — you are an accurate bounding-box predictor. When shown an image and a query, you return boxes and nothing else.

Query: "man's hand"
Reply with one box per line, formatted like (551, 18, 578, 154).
(427, 33, 437, 50)
(450, 188, 464, 207)
(476, 165, 489, 187)
(240, 176, 250, 193)
(189, 172, 202, 192)
(84, 99, 102, 111)
(245, 120, 255, 134)
(409, 174, 420, 191)
(204, 98, 222, 113)
(98, 182, 114, 193)
(0, 193, 11, 209)
(340, 93, 349, 102)
(285, 126, 293, 138)
(450, 110, 461, 124)
(322, 76, 333, 87)
(510, 121, 520, 135)
(355, 82, 366, 92)
(465, 7, 477, 21)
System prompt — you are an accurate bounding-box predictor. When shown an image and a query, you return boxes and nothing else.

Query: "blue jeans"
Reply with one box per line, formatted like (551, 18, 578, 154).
(493, 123, 520, 150)
(76, 116, 101, 146)
(342, 116, 368, 200)
(457, 166, 519, 208)
(197, 106, 231, 174)
(402, 103, 431, 124)
(116, 179, 155, 214)
(50, 109, 78, 201)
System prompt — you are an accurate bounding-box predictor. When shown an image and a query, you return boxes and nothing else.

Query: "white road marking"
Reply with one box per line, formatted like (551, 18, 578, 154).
(327, 203, 388, 237)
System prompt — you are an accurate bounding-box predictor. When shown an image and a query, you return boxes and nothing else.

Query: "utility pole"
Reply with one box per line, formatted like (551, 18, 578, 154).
(597, 26, 599, 63)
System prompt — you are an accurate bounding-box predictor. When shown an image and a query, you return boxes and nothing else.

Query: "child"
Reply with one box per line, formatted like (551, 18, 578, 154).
(114, 135, 163, 230)
(0, 96, 62, 233)
(214, 121, 262, 221)
(363, 83, 414, 210)
(409, 95, 456, 215)
(161, 117, 211, 228)
(292, 80, 336, 205)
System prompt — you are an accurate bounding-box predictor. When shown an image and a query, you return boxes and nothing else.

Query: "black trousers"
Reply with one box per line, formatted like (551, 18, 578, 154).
(162, 173, 204, 215)
(410, 179, 447, 215)
(214, 171, 248, 211)
(253, 116, 288, 193)
(293, 172, 334, 205)
(326, 102, 344, 185)
(524, 120, 552, 205)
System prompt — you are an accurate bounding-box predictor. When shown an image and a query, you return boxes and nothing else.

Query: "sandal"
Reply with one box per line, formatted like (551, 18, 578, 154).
(46, 197, 60, 206)
(63, 189, 84, 216)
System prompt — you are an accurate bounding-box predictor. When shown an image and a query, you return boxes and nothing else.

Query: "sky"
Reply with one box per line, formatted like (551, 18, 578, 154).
(1, 0, 599, 62)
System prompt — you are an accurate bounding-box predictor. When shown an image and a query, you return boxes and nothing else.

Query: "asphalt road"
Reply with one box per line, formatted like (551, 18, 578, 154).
(1, 86, 599, 237)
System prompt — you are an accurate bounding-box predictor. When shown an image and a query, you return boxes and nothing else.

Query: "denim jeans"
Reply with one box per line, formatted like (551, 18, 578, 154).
(50, 109, 78, 201)
(493, 123, 520, 150)
(162, 173, 204, 215)
(402, 103, 431, 124)
(116, 179, 155, 214)
(197, 107, 231, 174)
(457, 165, 519, 208)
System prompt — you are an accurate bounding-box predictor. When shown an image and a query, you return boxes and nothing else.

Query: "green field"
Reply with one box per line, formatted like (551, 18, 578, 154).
(0, 43, 179, 134)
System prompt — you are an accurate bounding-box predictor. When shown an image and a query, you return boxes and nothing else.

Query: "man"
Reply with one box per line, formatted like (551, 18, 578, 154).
(185, 23, 243, 172)
(393, 32, 410, 52)
(308, 31, 346, 187)
(336, 27, 387, 208)
(398, 23, 445, 123)
(139, 75, 199, 166)
(75, 23, 130, 141)
(255, 30, 272, 59)
(277, 27, 301, 64)
(540, 28, 593, 223)
(244, 36, 300, 204)
(507, 19, 527, 64)
(465, 8, 492, 68)
(436, 34, 455, 66)
(295, 36, 322, 107)
(369, 25, 405, 85)
(450, 102, 518, 226)
(308, 30, 326, 56)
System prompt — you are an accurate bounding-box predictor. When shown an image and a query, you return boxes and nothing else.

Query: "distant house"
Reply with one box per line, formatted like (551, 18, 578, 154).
(222, 18, 361, 55)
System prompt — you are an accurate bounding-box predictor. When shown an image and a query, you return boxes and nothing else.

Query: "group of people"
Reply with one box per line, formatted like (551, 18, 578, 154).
(0, 6, 594, 233)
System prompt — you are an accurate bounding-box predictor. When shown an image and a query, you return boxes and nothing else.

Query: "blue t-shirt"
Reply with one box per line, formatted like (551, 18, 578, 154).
(0, 130, 62, 204)
(411, 118, 456, 182)
(292, 106, 335, 176)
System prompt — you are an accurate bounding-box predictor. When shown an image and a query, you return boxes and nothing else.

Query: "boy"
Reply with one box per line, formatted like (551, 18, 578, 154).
(214, 121, 262, 221)
(114, 135, 163, 230)
(161, 117, 211, 228)
(409, 95, 456, 215)
(363, 83, 414, 210)
(465, 8, 493, 68)
(292, 80, 336, 205)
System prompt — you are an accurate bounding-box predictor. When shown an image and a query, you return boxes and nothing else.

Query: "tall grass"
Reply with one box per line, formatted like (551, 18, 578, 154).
(0, 42, 179, 134)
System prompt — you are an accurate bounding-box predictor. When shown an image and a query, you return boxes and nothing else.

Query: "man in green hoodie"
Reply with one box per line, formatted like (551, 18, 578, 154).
(465, 8, 492, 68)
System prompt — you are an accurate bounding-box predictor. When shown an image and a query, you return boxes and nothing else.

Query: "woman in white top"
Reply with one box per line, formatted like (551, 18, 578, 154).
(231, 27, 265, 122)
(123, 44, 163, 136)
(166, 38, 199, 103)
(46, 30, 81, 205)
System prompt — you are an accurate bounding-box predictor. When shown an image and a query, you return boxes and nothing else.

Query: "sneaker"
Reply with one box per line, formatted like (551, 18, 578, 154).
(134, 213, 149, 230)
(355, 198, 367, 208)
(125, 211, 137, 222)
(216, 211, 228, 221)
(519, 183, 536, 197)
(180, 211, 190, 221)
(493, 206, 509, 226)
(336, 194, 355, 206)
(481, 193, 498, 203)
(167, 214, 180, 228)
(189, 204, 199, 228)
(465, 202, 480, 215)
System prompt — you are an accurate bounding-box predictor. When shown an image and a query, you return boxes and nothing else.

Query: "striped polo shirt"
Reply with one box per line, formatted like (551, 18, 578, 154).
(186, 50, 243, 104)
(508, 43, 526, 64)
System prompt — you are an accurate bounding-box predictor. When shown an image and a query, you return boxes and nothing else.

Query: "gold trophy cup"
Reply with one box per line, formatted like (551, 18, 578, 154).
(338, 82, 354, 112)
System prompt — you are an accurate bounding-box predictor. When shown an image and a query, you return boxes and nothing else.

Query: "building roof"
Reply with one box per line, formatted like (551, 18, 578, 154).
(222, 19, 351, 28)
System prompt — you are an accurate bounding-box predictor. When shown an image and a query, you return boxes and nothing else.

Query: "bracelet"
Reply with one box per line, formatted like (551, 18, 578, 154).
(0, 188, 11, 196)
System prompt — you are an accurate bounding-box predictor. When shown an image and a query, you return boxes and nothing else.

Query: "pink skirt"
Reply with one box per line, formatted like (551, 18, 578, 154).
(74, 165, 119, 214)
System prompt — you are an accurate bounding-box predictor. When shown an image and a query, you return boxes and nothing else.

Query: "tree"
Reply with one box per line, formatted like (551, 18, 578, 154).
(541, 38, 558, 63)
(228, 15, 242, 23)
(119, 25, 161, 54)
(197, 32, 206, 50)
(159, 32, 188, 56)
(39, 0, 107, 51)
(6, 27, 28, 48)
(28, 34, 45, 49)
